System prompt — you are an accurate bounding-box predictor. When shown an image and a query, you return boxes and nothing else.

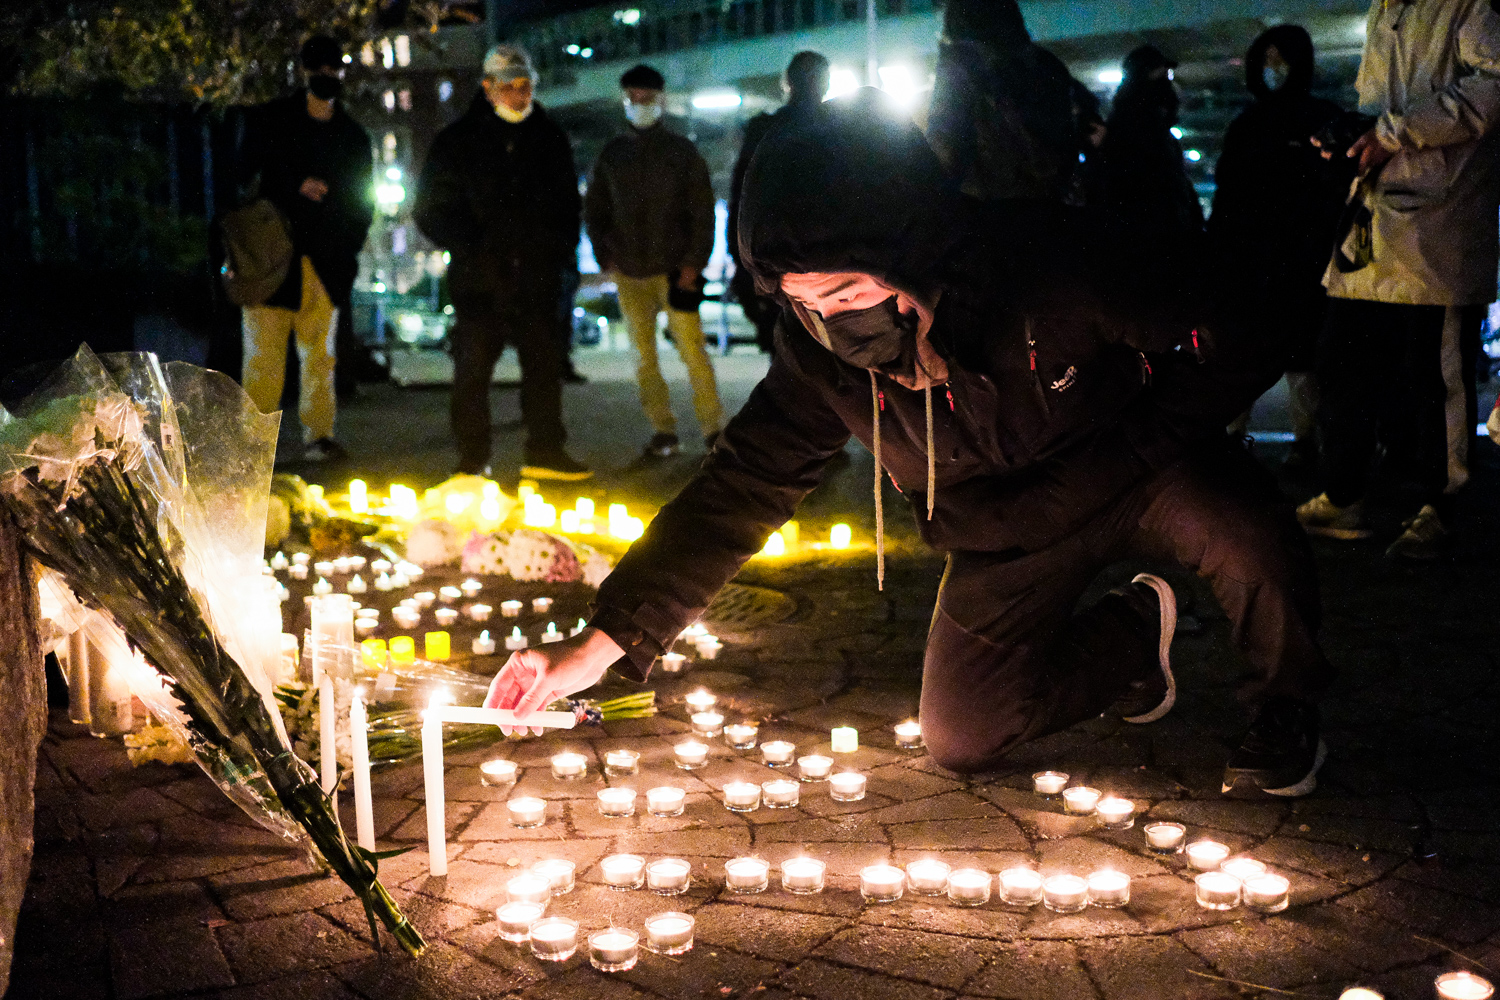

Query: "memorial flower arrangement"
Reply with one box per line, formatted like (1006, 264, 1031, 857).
(0, 348, 424, 956)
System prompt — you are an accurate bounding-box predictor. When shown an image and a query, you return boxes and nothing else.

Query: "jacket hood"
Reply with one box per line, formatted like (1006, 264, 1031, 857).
(941, 0, 1030, 52)
(1246, 24, 1315, 100)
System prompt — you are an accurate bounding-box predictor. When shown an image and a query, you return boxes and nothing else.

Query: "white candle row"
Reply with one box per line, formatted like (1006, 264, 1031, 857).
(498, 908, 697, 969)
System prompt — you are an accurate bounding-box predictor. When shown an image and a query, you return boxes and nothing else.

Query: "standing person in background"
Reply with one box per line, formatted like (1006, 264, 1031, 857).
(414, 44, 591, 482)
(1299, 0, 1500, 560)
(1091, 45, 1204, 252)
(1210, 25, 1350, 469)
(238, 35, 373, 462)
(728, 51, 830, 354)
(586, 64, 724, 459)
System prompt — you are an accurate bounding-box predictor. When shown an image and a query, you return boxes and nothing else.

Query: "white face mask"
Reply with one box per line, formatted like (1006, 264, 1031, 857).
(495, 100, 534, 123)
(1262, 64, 1289, 92)
(624, 97, 663, 128)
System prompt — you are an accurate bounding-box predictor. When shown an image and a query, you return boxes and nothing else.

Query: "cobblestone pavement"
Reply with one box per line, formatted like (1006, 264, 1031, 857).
(10, 360, 1500, 1000)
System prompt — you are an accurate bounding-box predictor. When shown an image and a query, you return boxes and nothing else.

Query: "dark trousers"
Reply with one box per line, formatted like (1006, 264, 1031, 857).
(450, 301, 565, 470)
(919, 446, 1334, 774)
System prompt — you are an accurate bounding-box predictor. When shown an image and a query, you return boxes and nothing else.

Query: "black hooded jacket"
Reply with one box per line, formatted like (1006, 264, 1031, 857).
(588, 95, 1276, 680)
(1091, 74, 1204, 249)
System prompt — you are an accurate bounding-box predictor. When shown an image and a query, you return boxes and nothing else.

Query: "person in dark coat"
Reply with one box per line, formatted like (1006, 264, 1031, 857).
(728, 51, 831, 353)
(414, 44, 591, 481)
(238, 34, 374, 461)
(482, 93, 1336, 800)
(1210, 25, 1349, 466)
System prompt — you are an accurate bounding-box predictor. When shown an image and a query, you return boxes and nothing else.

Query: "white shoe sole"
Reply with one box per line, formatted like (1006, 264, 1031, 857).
(1257, 738, 1328, 798)
(1122, 573, 1177, 724)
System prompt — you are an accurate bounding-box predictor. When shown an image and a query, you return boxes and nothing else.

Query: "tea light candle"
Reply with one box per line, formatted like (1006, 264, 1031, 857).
(270, 551, 289, 571)
(532, 596, 553, 613)
(860, 865, 906, 903)
(541, 622, 563, 643)
(724, 723, 758, 749)
(1435, 972, 1495, 999)
(724, 857, 770, 893)
(528, 916, 578, 962)
(438, 586, 462, 604)
(643, 911, 695, 955)
(1033, 770, 1070, 796)
(505, 872, 552, 905)
(1221, 857, 1267, 881)
(312, 577, 333, 596)
(467, 603, 492, 622)
(1144, 821, 1186, 853)
(780, 857, 826, 895)
(681, 622, 708, 640)
(597, 787, 637, 817)
(762, 778, 801, 808)
(1096, 796, 1134, 829)
(600, 854, 645, 890)
(505, 627, 527, 651)
(369, 558, 391, 573)
(413, 591, 436, 608)
(495, 900, 545, 943)
(507, 796, 547, 828)
(947, 868, 992, 906)
(472, 630, 497, 655)
(314, 561, 336, 577)
(424, 631, 451, 660)
(1242, 872, 1290, 913)
(434, 607, 459, 627)
(1043, 873, 1089, 913)
(289, 563, 309, 580)
(661, 651, 688, 673)
(461, 578, 483, 597)
(723, 780, 761, 812)
(646, 857, 691, 895)
(830, 771, 867, 802)
(500, 600, 523, 618)
(291, 551, 311, 566)
(999, 867, 1044, 906)
(479, 759, 517, 787)
(347, 574, 367, 594)
(691, 712, 724, 737)
(697, 639, 723, 659)
(831, 727, 858, 753)
(531, 858, 576, 894)
(673, 741, 708, 769)
(390, 571, 410, 588)
(588, 928, 639, 973)
(550, 751, 588, 780)
(570, 618, 587, 637)
(604, 749, 640, 776)
(761, 740, 796, 766)
(893, 721, 923, 749)
(646, 785, 686, 817)
(1087, 869, 1131, 908)
(798, 755, 833, 781)
(392, 606, 421, 630)
(1194, 871, 1241, 910)
(1186, 840, 1230, 871)
(905, 859, 951, 896)
(1338, 990, 1384, 1000)
(1062, 786, 1101, 815)
(685, 689, 717, 712)
(355, 617, 379, 637)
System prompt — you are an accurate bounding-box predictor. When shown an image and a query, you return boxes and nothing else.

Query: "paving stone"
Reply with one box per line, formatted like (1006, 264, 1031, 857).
(1035, 838, 1172, 878)
(1336, 878, 1500, 943)
(1392, 859, 1500, 907)
(321, 887, 483, 944)
(1177, 919, 1364, 989)
(73, 787, 186, 831)
(514, 963, 659, 1000)
(1078, 934, 1237, 999)
(108, 922, 234, 999)
(613, 826, 753, 859)
(778, 957, 954, 1000)
(338, 940, 541, 998)
(1144, 799, 1286, 838)
(798, 791, 899, 819)
(1253, 836, 1403, 887)
(865, 763, 965, 802)
(811, 925, 988, 989)
(888, 817, 1028, 852)
(619, 942, 785, 996)
(210, 859, 355, 921)
(959, 940, 1099, 999)
(217, 911, 372, 984)
(857, 898, 1029, 942)
(1277, 812, 1422, 854)
(103, 879, 224, 929)
(1275, 902, 1444, 973)
(4, 959, 113, 1000)
(693, 901, 849, 961)
(745, 840, 893, 877)
(211, 969, 364, 1000)
(752, 816, 888, 844)
(461, 838, 612, 877)
(865, 791, 1001, 825)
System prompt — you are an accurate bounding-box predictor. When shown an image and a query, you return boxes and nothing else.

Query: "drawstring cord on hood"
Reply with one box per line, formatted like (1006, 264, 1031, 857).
(870, 371, 885, 590)
(925, 385, 935, 521)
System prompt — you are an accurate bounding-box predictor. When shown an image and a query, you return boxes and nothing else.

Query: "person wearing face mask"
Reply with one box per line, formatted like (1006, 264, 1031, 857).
(237, 34, 374, 462)
(585, 64, 724, 460)
(1209, 26, 1350, 470)
(482, 92, 1336, 801)
(414, 45, 590, 481)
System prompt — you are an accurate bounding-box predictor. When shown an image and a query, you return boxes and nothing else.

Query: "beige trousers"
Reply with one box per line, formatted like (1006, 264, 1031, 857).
(615, 273, 723, 437)
(241, 256, 337, 442)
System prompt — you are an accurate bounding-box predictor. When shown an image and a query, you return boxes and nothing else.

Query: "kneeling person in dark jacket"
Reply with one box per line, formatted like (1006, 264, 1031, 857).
(485, 94, 1335, 798)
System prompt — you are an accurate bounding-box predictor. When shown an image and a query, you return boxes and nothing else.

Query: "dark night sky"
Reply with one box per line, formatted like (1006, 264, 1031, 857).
(504, 0, 607, 20)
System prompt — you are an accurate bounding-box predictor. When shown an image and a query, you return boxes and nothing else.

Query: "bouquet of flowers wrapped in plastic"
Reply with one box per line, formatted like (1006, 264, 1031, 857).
(0, 347, 424, 956)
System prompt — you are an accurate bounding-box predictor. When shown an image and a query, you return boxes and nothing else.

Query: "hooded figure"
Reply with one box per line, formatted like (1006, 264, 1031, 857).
(483, 94, 1336, 801)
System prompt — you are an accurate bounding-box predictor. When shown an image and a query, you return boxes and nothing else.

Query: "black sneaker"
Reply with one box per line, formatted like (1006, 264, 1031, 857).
(1222, 696, 1326, 798)
(520, 449, 593, 481)
(303, 438, 347, 462)
(1114, 573, 1178, 724)
(643, 432, 680, 459)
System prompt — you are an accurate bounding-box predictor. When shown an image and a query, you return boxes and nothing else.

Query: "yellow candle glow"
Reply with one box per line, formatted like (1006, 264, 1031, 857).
(760, 531, 786, 556)
(348, 479, 368, 513)
(424, 631, 450, 661)
(389, 635, 416, 663)
(830, 523, 852, 548)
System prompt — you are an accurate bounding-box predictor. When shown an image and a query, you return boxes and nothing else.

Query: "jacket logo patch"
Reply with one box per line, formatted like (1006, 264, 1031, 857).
(1050, 366, 1078, 392)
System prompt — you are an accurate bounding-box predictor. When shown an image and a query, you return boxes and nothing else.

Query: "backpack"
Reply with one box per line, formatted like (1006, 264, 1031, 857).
(219, 197, 293, 306)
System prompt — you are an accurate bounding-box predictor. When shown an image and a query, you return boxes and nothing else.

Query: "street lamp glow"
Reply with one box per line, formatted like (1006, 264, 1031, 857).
(877, 64, 922, 108)
(824, 67, 861, 101)
(692, 90, 743, 111)
(566, 43, 581, 55)
(613, 8, 642, 24)
(1097, 67, 1123, 85)
(1185, 148, 1203, 162)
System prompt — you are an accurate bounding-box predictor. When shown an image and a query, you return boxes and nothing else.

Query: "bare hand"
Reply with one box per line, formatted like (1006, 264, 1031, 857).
(483, 627, 622, 736)
(676, 266, 701, 291)
(299, 177, 329, 202)
(1346, 130, 1394, 175)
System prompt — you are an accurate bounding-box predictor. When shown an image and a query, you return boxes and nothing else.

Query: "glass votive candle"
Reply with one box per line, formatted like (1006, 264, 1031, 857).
(313, 560, 336, 577)
(1087, 869, 1131, 908)
(433, 607, 459, 627)
(550, 751, 588, 780)
(762, 778, 801, 808)
(1221, 857, 1267, 881)
(495, 900, 546, 943)
(947, 868, 992, 907)
(1032, 771, 1069, 796)
(831, 726, 858, 753)
(531, 858, 576, 895)
(1096, 796, 1135, 830)
(467, 603, 492, 622)
(588, 927, 639, 972)
(597, 787, 637, 818)
(532, 596, 553, 614)
(288, 563, 309, 580)
(646, 785, 686, 817)
(1242, 872, 1290, 913)
(291, 551, 312, 566)
(1062, 786, 1101, 815)
(500, 600, 523, 617)
(368, 557, 389, 573)
(1435, 972, 1496, 999)
(674, 741, 708, 770)
(691, 712, 724, 737)
(479, 759, 518, 788)
(460, 578, 483, 597)
(438, 586, 462, 604)
(661, 651, 688, 673)
(761, 740, 796, 767)
(893, 721, 923, 749)
(685, 689, 717, 712)
(528, 916, 578, 962)
(392, 606, 421, 630)
(798, 755, 833, 781)
(1186, 840, 1231, 871)
(599, 854, 646, 890)
(412, 591, 436, 608)
(507, 796, 547, 828)
(1042, 873, 1090, 914)
(1195, 871, 1242, 910)
(724, 857, 770, 893)
(905, 859, 952, 896)
(860, 864, 906, 903)
(830, 771, 867, 802)
(998, 867, 1044, 907)
(646, 857, 691, 895)
(780, 857, 826, 895)
(505, 873, 552, 905)
(604, 749, 640, 776)
(1338, 989, 1385, 1000)
(354, 617, 379, 638)
(1144, 821, 1186, 853)
(723, 780, 761, 812)
(723, 723, 758, 749)
(643, 911, 695, 955)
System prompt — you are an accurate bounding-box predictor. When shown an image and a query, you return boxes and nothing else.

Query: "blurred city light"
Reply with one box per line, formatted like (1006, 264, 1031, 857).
(877, 64, 923, 109)
(1097, 67, 1123, 85)
(824, 67, 861, 101)
(1185, 148, 1203, 162)
(692, 90, 743, 110)
(613, 8, 642, 24)
(566, 43, 581, 55)
(581, 48, 594, 58)
(375, 182, 406, 205)
(385, 166, 402, 181)
(1171, 126, 1184, 139)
